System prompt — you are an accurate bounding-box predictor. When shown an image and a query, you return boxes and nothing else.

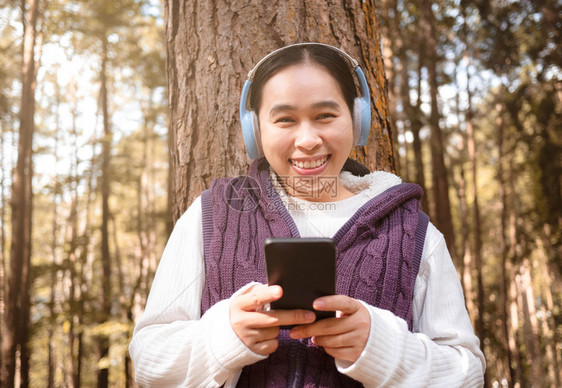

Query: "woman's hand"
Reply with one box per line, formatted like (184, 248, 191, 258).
(288, 295, 371, 363)
(230, 284, 317, 356)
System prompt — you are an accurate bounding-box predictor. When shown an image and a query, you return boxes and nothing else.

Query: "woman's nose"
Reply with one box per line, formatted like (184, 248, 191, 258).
(294, 121, 322, 151)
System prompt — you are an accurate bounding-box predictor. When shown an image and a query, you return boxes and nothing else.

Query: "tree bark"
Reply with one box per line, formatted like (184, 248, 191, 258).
(165, 0, 396, 221)
(1, 0, 39, 386)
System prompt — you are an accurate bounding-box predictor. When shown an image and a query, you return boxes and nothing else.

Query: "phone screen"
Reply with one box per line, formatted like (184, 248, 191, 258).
(264, 237, 337, 323)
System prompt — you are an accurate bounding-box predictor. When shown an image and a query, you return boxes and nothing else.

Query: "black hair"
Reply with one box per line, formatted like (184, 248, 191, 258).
(248, 44, 358, 115)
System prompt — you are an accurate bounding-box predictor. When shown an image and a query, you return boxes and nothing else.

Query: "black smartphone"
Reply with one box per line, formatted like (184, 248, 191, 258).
(264, 237, 337, 325)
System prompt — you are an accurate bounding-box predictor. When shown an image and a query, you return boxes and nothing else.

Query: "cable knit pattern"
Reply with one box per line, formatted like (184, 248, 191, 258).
(201, 158, 425, 387)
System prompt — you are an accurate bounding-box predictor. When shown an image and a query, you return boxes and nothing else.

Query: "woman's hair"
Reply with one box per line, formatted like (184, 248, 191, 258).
(248, 44, 358, 115)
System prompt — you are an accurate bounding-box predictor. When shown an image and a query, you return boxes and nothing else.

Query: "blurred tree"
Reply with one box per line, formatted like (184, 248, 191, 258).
(1, 0, 42, 386)
(458, 6, 487, 385)
(380, 0, 402, 177)
(393, 0, 429, 212)
(420, 0, 457, 261)
(495, 95, 518, 386)
(63, 1, 144, 385)
(0, 3, 21, 376)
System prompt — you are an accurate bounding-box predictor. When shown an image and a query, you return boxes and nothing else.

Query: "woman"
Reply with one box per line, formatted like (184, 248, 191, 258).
(129, 43, 485, 387)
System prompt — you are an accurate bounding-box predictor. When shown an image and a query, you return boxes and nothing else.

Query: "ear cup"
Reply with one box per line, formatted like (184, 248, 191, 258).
(357, 98, 371, 146)
(240, 80, 261, 159)
(353, 98, 363, 145)
(353, 67, 371, 146)
(240, 109, 260, 159)
(250, 111, 263, 158)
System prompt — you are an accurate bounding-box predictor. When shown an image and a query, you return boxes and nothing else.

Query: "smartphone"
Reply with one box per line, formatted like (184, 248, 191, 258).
(264, 237, 337, 325)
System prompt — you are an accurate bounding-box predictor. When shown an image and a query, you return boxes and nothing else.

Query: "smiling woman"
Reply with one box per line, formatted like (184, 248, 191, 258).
(258, 63, 355, 202)
(129, 43, 485, 387)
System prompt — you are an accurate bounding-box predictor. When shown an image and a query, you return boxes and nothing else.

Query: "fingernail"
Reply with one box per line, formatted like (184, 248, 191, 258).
(305, 311, 315, 321)
(313, 300, 324, 309)
(271, 286, 282, 297)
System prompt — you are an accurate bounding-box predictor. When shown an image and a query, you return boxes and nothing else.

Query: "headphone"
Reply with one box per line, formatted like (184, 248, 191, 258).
(239, 42, 371, 159)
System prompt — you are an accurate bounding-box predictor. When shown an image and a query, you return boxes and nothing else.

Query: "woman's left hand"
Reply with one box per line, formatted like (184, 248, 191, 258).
(289, 295, 371, 363)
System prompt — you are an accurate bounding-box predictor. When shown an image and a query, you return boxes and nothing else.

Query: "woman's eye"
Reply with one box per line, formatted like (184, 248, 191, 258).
(316, 113, 336, 120)
(275, 117, 294, 124)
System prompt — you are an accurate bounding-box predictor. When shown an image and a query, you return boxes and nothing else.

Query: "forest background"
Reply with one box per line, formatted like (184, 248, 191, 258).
(0, 0, 560, 387)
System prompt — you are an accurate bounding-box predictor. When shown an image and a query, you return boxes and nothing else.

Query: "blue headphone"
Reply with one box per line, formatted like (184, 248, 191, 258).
(239, 43, 371, 159)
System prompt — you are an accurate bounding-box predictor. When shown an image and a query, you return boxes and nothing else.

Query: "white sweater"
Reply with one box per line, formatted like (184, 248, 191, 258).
(129, 170, 485, 387)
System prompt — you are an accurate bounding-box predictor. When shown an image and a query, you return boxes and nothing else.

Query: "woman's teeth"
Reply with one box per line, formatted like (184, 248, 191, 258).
(290, 155, 328, 169)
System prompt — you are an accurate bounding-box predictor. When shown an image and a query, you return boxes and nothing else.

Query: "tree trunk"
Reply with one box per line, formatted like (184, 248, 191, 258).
(0, 89, 6, 380)
(387, 0, 411, 182)
(496, 102, 516, 386)
(410, 41, 429, 213)
(73, 112, 98, 388)
(48, 64, 62, 388)
(394, 5, 427, 210)
(463, 54, 487, 379)
(1, 0, 39, 386)
(457, 164, 476, 325)
(508, 274, 523, 387)
(165, 0, 396, 221)
(537, 235, 560, 387)
(517, 260, 544, 387)
(67, 75, 80, 388)
(507, 154, 523, 387)
(20, 4, 43, 385)
(110, 215, 128, 386)
(64, 180, 79, 388)
(98, 32, 111, 388)
(380, 0, 400, 175)
(166, 109, 174, 237)
(420, 0, 457, 261)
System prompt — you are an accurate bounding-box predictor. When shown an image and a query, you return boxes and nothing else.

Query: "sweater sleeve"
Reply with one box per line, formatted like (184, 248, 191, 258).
(336, 222, 486, 387)
(128, 196, 265, 387)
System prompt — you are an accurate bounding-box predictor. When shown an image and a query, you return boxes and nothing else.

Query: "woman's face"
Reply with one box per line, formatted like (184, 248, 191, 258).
(258, 63, 354, 202)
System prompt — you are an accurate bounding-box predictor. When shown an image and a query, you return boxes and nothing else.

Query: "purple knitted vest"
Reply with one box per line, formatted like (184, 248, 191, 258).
(200, 158, 428, 388)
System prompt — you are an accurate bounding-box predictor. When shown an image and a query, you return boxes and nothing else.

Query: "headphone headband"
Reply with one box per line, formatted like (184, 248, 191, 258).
(246, 42, 360, 81)
(240, 42, 371, 159)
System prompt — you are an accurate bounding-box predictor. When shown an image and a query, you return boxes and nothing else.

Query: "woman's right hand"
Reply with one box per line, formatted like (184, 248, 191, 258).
(230, 284, 316, 356)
